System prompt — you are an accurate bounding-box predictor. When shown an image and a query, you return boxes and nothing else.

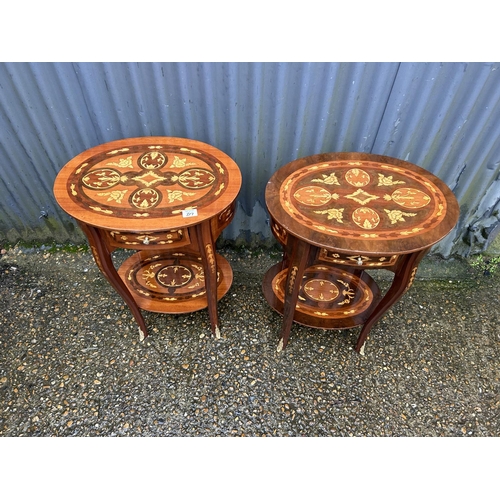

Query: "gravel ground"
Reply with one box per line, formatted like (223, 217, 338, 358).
(1, 244, 499, 438)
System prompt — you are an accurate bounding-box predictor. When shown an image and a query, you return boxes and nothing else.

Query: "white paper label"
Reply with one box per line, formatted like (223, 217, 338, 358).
(182, 208, 198, 218)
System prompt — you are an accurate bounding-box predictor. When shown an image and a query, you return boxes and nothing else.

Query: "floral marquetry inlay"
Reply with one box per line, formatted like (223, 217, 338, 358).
(118, 250, 234, 314)
(279, 160, 448, 241)
(270, 264, 376, 322)
(64, 143, 230, 221)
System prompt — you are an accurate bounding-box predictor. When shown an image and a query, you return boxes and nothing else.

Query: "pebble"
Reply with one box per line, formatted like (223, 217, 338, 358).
(0, 246, 499, 439)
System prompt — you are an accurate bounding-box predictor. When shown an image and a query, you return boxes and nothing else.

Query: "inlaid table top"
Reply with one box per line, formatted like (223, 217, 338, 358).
(54, 136, 242, 232)
(266, 152, 459, 255)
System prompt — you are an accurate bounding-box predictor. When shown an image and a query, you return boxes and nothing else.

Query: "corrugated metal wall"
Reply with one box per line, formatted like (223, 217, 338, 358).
(1, 62, 500, 257)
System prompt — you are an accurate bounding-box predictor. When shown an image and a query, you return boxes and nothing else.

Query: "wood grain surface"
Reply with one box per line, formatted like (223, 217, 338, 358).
(53, 137, 242, 339)
(266, 152, 459, 255)
(54, 136, 242, 232)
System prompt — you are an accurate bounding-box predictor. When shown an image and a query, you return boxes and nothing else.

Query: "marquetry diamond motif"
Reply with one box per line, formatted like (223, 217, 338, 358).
(135, 171, 170, 187)
(345, 189, 380, 206)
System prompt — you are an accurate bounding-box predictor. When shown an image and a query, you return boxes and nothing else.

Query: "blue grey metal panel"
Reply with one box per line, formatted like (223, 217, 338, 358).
(69, 62, 400, 214)
(0, 62, 99, 241)
(372, 62, 500, 255)
(1, 61, 500, 257)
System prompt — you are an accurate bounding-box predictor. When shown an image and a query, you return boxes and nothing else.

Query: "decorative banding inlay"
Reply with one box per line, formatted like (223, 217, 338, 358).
(279, 160, 448, 240)
(264, 153, 459, 350)
(66, 144, 229, 219)
(271, 264, 377, 321)
(118, 251, 233, 314)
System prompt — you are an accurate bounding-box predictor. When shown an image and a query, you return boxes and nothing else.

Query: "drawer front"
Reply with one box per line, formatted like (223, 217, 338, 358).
(318, 248, 398, 268)
(107, 228, 189, 249)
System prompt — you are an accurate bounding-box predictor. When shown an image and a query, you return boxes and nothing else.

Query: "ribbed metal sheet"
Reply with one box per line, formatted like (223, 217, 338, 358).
(1, 62, 500, 257)
(372, 62, 500, 255)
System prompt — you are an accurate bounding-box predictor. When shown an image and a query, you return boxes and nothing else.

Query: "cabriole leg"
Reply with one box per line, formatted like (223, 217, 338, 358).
(355, 249, 429, 353)
(78, 222, 148, 341)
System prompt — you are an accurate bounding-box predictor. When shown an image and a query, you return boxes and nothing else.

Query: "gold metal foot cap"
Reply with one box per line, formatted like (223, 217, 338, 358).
(277, 338, 284, 353)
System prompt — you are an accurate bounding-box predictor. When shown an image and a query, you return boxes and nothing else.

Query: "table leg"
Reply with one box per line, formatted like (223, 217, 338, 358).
(355, 249, 429, 353)
(278, 238, 314, 352)
(195, 221, 220, 338)
(78, 222, 149, 341)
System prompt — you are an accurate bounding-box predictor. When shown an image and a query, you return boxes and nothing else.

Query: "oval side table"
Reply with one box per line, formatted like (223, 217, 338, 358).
(54, 136, 242, 341)
(263, 152, 459, 353)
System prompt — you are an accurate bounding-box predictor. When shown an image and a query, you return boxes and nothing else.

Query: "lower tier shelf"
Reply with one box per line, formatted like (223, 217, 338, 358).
(262, 262, 381, 329)
(118, 250, 233, 314)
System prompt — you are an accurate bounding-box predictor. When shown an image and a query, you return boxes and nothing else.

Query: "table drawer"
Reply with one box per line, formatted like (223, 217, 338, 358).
(107, 228, 189, 249)
(318, 248, 398, 268)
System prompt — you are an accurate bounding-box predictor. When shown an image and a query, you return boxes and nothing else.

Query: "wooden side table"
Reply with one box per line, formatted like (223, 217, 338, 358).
(263, 152, 459, 353)
(54, 137, 241, 341)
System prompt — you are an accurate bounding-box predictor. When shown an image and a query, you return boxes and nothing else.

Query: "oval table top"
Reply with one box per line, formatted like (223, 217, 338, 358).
(54, 136, 242, 232)
(265, 152, 460, 255)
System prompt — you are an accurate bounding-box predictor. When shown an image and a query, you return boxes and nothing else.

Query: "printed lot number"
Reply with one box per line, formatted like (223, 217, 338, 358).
(182, 209, 198, 218)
